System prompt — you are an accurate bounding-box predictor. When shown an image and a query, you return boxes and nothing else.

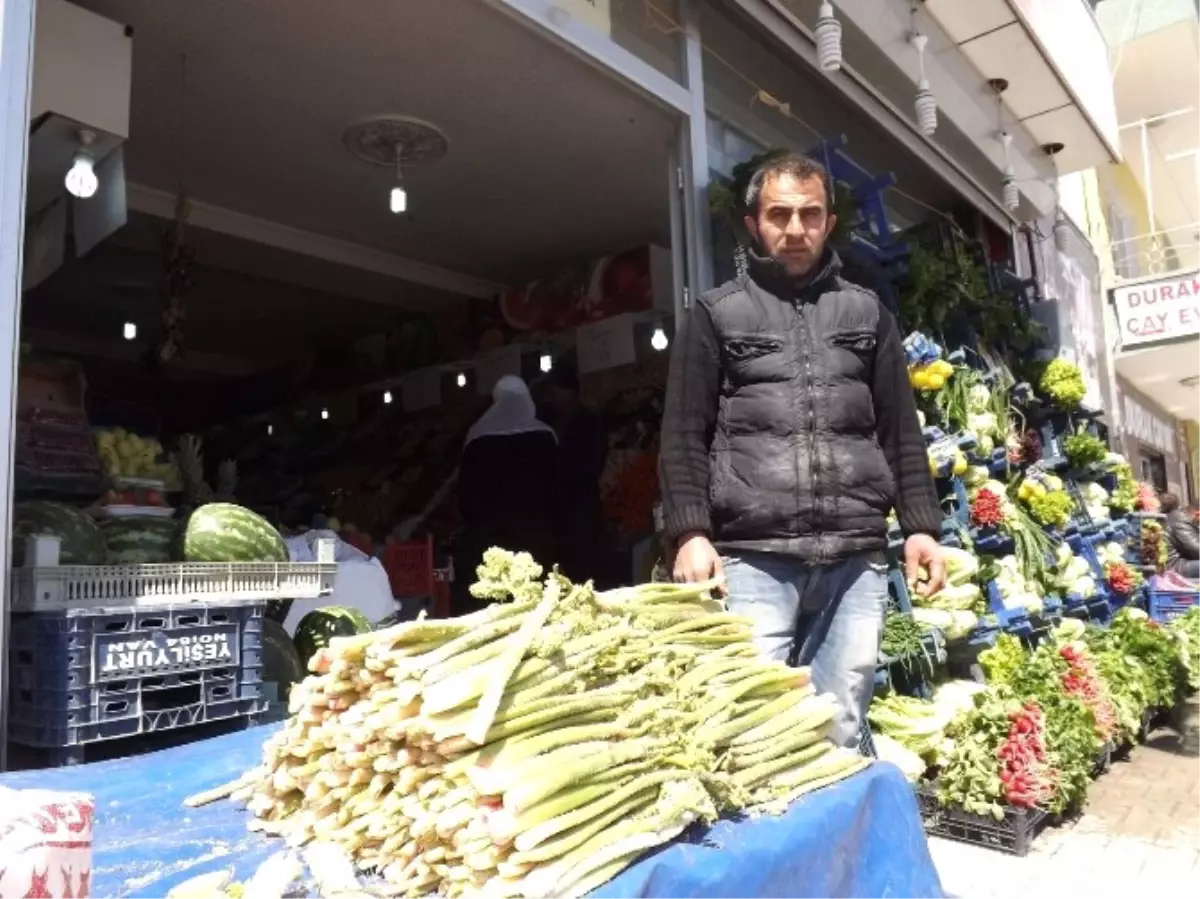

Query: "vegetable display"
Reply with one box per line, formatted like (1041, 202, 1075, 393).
(1062, 431, 1107, 470)
(204, 550, 867, 898)
(1038, 359, 1086, 409)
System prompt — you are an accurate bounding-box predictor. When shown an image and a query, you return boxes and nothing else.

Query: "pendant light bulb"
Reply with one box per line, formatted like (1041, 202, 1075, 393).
(815, 3, 843, 72)
(122, 321, 137, 341)
(321, 408, 330, 421)
(910, 33, 937, 136)
(383, 390, 393, 404)
(999, 132, 1018, 211)
(456, 372, 467, 388)
(1053, 212, 1069, 252)
(650, 327, 669, 352)
(65, 130, 99, 199)
(539, 354, 553, 373)
(390, 185, 407, 215)
(267, 424, 273, 436)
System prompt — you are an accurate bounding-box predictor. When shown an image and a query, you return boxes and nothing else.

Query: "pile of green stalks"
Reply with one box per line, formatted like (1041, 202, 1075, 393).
(198, 548, 868, 898)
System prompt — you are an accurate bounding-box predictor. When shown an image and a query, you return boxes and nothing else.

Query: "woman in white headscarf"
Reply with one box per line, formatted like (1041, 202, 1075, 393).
(453, 375, 560, 615)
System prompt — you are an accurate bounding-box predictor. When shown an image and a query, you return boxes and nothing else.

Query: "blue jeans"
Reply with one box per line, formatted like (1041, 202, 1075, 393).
(723, 551, 888, 748)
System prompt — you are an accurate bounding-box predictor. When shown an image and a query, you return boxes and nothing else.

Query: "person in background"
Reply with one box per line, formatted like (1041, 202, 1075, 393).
(539, 360, 609, 586)
(453, 375, 560, 616)
(1162, 493, 1199, 579)
(657, 153, 946, 748)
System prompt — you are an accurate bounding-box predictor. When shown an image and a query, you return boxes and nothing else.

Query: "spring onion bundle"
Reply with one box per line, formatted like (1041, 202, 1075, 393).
(199, 549, 867, 898)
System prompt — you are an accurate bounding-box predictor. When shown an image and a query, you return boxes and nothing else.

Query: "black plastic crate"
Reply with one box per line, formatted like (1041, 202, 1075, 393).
(6, 600, 266, 756)
(916, 784, 1048, 856)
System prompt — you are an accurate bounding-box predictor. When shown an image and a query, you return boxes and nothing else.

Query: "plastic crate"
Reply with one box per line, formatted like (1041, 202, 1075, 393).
(6, 600, 266, 758)
(1148, 588, 1199, 623)
(11, 534, 336, 613)
(916, 784, 1047, 856)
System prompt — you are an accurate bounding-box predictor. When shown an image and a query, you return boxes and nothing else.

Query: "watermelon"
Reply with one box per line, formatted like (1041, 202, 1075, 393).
(293, 605, 373, 671)
(11, 501, 106, 566)
(100, 517, 179, 564)
(183, 502, 288, 563)
(262, 618, 305, 701)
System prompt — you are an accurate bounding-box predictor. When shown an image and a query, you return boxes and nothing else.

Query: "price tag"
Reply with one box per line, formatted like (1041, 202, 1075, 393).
(577, 314, 636, 375)
(401, 367, 442, 412)
(474, 345, 522, 396)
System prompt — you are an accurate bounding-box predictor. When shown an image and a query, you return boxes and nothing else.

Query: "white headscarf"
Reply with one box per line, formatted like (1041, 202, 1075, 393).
(464, 375, 557, 447)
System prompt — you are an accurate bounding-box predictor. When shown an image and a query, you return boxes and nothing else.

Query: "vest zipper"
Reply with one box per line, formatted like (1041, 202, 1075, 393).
(797, 301, 824, 563)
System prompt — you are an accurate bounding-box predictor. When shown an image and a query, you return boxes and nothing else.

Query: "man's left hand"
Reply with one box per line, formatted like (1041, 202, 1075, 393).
(904, 533, 946, 597)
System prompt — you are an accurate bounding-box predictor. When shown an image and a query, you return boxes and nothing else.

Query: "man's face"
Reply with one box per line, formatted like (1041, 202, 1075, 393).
(744, 172, 836, 279)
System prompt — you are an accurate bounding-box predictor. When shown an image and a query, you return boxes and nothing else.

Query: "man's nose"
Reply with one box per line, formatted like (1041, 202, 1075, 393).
(785, 211, 806, 236)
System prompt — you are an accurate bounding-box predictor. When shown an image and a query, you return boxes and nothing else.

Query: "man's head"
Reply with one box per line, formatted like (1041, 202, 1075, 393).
(743, 154, 836, 279)
(1161, 492, 1180, 514)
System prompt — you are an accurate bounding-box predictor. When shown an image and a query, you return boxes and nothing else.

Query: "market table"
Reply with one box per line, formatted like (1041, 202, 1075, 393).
(0, 726, 944, 898)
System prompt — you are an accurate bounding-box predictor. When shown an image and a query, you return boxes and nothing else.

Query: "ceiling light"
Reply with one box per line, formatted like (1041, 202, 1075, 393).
(650, 327, 669, 351)
(539, 354, 553, 373)
(910, 33, 937, 136)
(383, 390, 393, 404)
(122, 321, 136, 341)
(267, 424, 273, 436)
(321, 408, 330, 420)
(1053, 209, 1070, 252)
(65, 129, 99, 200)
(815, 2, 843, 72)
(389, 186, 407, 214)
(456, 372, 467, 388)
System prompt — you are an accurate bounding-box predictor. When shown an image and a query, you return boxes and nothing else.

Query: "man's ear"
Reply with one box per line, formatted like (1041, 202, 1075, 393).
(743, 214, 759, 243)
(825, 213, 838, 238)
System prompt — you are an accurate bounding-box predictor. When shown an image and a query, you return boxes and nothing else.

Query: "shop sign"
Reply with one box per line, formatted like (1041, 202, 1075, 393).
(1121, 394, 1177, 457)
(1111, 271, 1200, 348)
(577, 314, 635, 374)
(474, 344, 522, 397)
(401, 366, 442, 412)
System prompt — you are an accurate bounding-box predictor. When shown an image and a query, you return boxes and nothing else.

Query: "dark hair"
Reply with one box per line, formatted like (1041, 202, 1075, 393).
(744, 154, 833, 215)
(1160, 492, 1180, 513)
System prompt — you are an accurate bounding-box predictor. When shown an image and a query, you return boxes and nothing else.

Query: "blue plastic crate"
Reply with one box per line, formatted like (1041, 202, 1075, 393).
(7, 600, 266, 754)
(1148, 589, 1199, 623)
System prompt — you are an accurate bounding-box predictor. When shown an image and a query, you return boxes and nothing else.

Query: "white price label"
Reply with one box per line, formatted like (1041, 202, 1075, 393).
(577, 314, 636, 375)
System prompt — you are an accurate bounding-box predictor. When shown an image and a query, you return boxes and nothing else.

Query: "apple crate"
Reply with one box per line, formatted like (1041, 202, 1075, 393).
(6, 600, 266, 765)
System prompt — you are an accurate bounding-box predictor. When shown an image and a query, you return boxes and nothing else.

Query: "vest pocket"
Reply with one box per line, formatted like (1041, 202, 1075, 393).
(723, 333, 785, 385)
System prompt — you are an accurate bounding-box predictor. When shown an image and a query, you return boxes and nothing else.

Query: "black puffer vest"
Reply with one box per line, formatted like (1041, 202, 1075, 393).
(706, 249, 894, 562)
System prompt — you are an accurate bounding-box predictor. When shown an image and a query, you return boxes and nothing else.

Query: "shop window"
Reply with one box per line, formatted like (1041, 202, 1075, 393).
(609, 0, 684, 83)
(1141, 452, 1168, 493)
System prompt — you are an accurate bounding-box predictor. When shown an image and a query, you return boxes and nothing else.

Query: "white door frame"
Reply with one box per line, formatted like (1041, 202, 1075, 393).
(0, 0, 35, 770)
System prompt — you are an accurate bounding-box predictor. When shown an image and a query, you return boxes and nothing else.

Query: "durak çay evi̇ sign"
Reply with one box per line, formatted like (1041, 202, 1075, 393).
(1111, 271, 1200, 348)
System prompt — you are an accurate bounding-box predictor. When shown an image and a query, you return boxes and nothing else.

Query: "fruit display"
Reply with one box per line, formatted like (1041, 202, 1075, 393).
(291, 605, 373, 670)
(11, 500, 107, 566)
(94, 428, 181, 487)
(99, 517, 180, 564)
(99, 484, 171, 509)
(182, 502, 289, 563)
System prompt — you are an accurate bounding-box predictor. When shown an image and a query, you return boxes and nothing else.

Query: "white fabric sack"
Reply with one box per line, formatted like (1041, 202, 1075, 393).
(0, 787, 94, 897)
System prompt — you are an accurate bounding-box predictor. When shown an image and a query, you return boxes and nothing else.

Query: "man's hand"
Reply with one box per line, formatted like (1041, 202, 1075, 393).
(673, 532, 726, 595)
(905, 533, 946, 597)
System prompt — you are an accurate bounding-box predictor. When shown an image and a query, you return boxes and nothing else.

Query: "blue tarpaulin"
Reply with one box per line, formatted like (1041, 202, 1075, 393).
(0, 726, 943, 898)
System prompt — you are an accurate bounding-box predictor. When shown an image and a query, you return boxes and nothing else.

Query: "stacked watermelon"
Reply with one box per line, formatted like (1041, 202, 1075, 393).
(183, 503, 288, 563)
(100, 517, 179, 564)
(293, 606, 373, 671)
(11, 501, 106, 566)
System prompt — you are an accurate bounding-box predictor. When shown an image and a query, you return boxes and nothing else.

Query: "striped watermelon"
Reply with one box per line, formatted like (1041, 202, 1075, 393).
(293, 606, 373, 671)
(101, 517, 179, 564)
(11, 501, 106, 566)
(183, 503, 288, 563)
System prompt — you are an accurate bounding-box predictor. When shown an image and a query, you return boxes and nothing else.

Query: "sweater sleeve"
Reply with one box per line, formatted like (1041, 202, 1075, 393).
(659, 300, 721, 542)
(873, 308, 942, 539)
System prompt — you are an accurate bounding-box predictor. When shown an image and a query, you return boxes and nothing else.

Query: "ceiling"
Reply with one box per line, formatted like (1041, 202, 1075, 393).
(69, 0, 677, 286)
(1109, 15, 1200, 271)
(1115, 339, 1200, 421)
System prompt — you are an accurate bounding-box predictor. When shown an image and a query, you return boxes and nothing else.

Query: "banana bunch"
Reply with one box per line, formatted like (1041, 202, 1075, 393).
(94, 428, 180, 486)
(908, 358, 954, 392)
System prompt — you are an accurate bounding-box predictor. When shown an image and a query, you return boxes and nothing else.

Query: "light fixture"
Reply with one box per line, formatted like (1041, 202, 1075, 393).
(991, 80, 1019, 212)
(321, 408, 330, 420)
(456, 372, 467, 388)
(539, 354, 553, 373)
(650, 326, 669, 352)
(815, 2, 843, 72)
(267, 424, 274, 436)
(910, 30, 937, 136)
(122, 321, 137, 341)
(1042, 144, 1069, 251)
(65, 129, 99, 199)
(383, 390, 393, 404)
(389, 142, 407, 214)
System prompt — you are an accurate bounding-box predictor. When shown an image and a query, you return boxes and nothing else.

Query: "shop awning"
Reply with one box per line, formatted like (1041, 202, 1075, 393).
(925, 0, 1122, 174)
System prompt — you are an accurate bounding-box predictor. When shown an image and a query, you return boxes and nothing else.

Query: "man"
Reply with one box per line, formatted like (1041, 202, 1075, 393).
(1162, 493, 1199, 578)
(540, 360, 609, 585)
(658, 154, 946, 747)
